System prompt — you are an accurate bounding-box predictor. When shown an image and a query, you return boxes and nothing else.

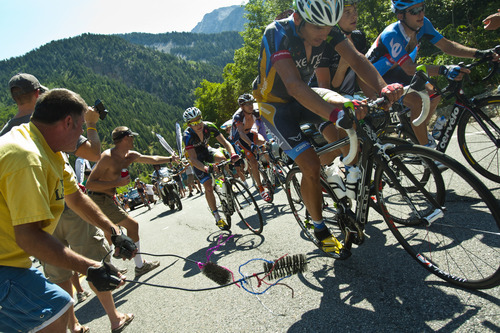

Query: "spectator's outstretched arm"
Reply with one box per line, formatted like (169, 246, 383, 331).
(483, 10, 500, 30)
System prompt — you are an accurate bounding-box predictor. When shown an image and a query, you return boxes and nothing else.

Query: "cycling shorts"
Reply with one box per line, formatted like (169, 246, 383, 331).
(192, 147, 219, 184)
(258, 100, 324, 160)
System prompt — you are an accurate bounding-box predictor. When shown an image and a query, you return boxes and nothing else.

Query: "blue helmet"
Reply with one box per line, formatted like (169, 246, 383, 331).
(391, 0, 424, 13)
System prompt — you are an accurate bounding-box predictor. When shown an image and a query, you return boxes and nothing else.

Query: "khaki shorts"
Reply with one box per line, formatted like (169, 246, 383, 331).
(89, 192, 129, 224)
(42, 208, 111, 284)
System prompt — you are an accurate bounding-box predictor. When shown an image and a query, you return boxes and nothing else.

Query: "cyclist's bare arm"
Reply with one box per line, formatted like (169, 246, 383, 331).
(216, 134, 236, 157)
(236, 122, 254, 147)
(435, 38, 482, 59)
(186, 149, 205, 172)
(336, 39, 401, 104)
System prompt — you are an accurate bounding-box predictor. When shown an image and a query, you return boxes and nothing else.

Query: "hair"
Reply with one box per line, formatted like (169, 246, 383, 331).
(11, 87, 38, 105)
(32, 88, 87, 124)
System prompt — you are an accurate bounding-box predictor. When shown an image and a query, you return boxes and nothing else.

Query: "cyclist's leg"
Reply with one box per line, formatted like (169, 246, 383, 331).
(259, 101, 348, 257)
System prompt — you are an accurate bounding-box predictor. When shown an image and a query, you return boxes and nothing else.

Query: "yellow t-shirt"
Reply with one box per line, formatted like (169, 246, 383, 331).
(0, 123, 79, 268)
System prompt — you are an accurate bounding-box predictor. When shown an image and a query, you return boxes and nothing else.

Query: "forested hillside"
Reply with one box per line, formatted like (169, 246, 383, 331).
(118, 31, 243, 67)
(0, 33, 241, 150)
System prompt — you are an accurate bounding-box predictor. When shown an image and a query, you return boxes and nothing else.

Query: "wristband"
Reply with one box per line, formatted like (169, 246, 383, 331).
(87, 127, 97, 131)
(328, 108, 342, 124)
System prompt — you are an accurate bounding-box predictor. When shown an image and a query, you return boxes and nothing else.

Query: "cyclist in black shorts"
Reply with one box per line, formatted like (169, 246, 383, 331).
(252, 0, 402, 258)
(182, 107, 239, 230)
(231, 93, 271, 202)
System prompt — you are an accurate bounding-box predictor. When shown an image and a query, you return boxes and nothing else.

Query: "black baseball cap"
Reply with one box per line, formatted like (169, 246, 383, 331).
(112, 126, 139, 141)
(9, 73, 48, 97)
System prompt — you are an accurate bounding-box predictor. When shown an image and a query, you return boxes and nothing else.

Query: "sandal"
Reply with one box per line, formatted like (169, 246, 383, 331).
(111, 313, 134, 333)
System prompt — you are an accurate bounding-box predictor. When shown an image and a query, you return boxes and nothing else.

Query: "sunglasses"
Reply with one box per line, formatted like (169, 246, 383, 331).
(188, 118, 203, 126)
(406, 4, 425, 15)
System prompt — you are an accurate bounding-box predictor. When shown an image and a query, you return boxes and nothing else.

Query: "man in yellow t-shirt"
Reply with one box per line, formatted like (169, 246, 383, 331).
(0, 88, 134, 333)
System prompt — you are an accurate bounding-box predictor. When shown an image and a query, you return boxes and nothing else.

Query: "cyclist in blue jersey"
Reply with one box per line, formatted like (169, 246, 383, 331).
(366, 0, 499, 146)
(182, 107, 239, 230)
(253, 0, 403, 258)
(231, 93, 271, 202)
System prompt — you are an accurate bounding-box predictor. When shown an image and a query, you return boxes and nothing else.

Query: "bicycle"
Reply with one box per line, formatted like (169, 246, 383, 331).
(385, 48, 500, 183)
(254, 143, 288, 201)
(210, 159, 264, 235)
(285, 96, 500, 289)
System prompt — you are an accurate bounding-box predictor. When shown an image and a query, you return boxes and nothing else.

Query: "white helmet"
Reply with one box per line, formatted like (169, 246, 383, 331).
(294, 0, 344, 26)
(183, 107, 202, 123)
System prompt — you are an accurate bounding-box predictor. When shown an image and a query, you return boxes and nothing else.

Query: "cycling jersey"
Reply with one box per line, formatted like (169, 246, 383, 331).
(315, 27, 368, 95)
(252, 16, 346, 103)
(183, 121, 221, 160)
(366, 17, 444, 79)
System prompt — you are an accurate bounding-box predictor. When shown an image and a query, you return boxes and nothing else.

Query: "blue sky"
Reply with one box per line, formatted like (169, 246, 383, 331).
(0, 0, 247, 61)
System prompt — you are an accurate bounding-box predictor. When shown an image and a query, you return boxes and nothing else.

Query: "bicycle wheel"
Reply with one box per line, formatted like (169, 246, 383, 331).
(457, 97, 500, 183)
(230, 178, 264, 234)
(379, 137, 444, 196)
(285, 166, 345, 258)
(214, 187, 232, 230)
(374, 145, 500, 289)
(174, 191, 183, 211)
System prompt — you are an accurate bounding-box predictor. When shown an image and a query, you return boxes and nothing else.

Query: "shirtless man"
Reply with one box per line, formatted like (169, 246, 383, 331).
(86, 126, 177, 277)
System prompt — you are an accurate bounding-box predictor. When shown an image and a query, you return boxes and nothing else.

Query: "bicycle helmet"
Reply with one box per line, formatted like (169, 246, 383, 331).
(238, 93, 255, 105)
(294, 0, 344, 26)
(183, 107, 202, 123)
(391, 0, 424, 13)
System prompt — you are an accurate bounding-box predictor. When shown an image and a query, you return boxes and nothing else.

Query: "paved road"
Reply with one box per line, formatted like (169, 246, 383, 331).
(57, 131, 499, 333)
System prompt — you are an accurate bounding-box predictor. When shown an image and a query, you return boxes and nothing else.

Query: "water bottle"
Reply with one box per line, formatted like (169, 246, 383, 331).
(345, 166, 360, 200)
(324, 164, 346, 199)
(432, 115, 446, 140)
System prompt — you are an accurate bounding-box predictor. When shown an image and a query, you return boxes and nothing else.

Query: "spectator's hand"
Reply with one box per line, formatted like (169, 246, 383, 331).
(117, 174, 131, 187)
(483, 10, 500, 31)
(85, 106, 100, 126)
(111, 228, 137, 259)
(87, 262, 124, 291)
(439, 65, 470, 81)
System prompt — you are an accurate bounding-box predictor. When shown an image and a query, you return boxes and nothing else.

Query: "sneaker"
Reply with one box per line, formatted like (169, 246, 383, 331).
(426, 133, 437, 149)
(260, 189, 271, 202)
(435, 161, 448, 171)
(135, 260, 160, 278)
(314, 228, 351, 260)
(216, 219, 229, 230)
(77, 290, 92, 303)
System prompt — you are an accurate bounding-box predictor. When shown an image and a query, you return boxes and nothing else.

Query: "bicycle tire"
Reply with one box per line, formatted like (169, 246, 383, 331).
(374, 145, 500, 289)
(230, 178, 264, 234)
(174, 191, 183, 211)
(379, 136, 440, 192)
(457, 97, 500, 183)
(285, 166, 345, 258)
(214, 186, 232, 230)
